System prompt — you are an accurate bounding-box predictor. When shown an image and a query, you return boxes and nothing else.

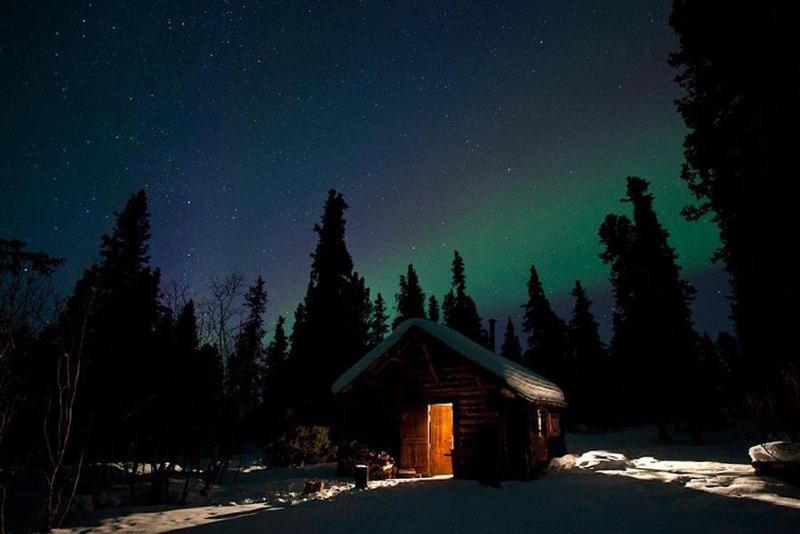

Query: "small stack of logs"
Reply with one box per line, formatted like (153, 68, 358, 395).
(303, 481, 325, 494)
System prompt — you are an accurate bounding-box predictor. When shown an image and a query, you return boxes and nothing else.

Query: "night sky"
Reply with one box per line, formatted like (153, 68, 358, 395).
(1, 1, 730, 340)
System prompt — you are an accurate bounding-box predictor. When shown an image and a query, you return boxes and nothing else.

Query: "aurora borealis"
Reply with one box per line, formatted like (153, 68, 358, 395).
(0, 1, 728, 339)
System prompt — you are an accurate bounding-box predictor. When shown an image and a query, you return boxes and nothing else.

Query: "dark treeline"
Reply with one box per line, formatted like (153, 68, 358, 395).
(669, 1, 797, 436)
(0, 177, 770, 530)
(1, 1, 797, 530)
(0, 181, 788, 529)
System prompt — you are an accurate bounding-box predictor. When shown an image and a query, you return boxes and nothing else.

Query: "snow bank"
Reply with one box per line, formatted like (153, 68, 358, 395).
(546, 428, 800, 513)
(549, 451, 634, 472)
(574, 451, 634, 471)
(749, 442, 800, 464)
(547, 454, 579, 471)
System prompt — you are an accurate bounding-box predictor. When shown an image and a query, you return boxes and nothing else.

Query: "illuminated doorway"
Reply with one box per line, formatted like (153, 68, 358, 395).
(400, 403, 454, 476)
(429, 403, 454, 476)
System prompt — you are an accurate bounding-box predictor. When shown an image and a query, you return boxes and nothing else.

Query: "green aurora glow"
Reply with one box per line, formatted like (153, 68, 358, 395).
(350, 120, 722, 331)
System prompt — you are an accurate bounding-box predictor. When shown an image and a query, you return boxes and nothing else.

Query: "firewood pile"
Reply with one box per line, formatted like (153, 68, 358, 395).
(303, 480, 325, 494)
(337, 441, 397, 480)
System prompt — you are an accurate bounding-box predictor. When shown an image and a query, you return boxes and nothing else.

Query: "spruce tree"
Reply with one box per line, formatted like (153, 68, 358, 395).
(599, 177, 697, 440)
(264, 315, 288, 400)
(196, 341, 224, 420)
(442, 292, 454, 326)
(393, 264, 426, 328)
(368, 293, 390, 349)
(175, 300, 199, 356)
(345, 271, 373, 362)
(173, 300, 200, 422)
(452, 250, 466, 290)
(285, 301, 307, 415)
(427, 295, 440, 323)
(194, 341, 224, 467)
(89, 190, 161, 460)
(146, 299, 222, 502)
(289, 302, 307, 358)
(521, 265, 568, 384)
(172, 301, 204, 480)
(500, 318, 523, 363)
(442, 251, 484, 343)
(567, 280, 607, 426)
(670, 2, 795, 433)
(228, 276, 267, 423)
(715, 332, 742, 414)
(690, 333, 726, 438)
(263, 315, 289, 434)
(289, 190, 372, 423)
(149, 305, 176, 449)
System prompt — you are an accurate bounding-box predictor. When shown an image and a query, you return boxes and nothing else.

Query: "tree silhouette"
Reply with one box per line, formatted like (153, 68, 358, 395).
(344, 271, 372, 364)
(690, 332, 727, 439)
(368, 293, 389, 349)
(393, 264, 426, 328)
(289, 301, 307, 360)
(599, 177, 697, 440)
(228, 276, 267, 426)
(89, 190, 161, 462)
(265, 316, 289, 397)
(715, 332, 742, 416)
(0, 239, 64, 528)
(442, 251, 485, 343)
(200, 273, 244, 370)
(288, 190, 371, 423)
(262, 315, 289, 436)
(427, 295, 440, 323)
(0, 238, 64, 420)
(152, 299, 211, 503)
(500, 318, 523, 363)
(521, 265, 568, 385)
(193, 341, 225, 493)
(284, 301, 307, 422)
(173, 301, 201, 464)
(670, 2, 796, 434)
(567, 280, 607, 426)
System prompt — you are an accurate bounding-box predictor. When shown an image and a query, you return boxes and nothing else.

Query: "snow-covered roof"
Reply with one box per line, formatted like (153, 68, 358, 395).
(331, 318, 566, 407)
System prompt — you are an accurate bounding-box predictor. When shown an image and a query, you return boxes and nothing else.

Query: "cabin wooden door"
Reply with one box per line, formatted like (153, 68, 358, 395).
(400, 405, 430, 476)
(429, 403, 454, 475)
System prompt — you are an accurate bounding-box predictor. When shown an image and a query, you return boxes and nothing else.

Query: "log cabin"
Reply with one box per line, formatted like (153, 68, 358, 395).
(331, 318, 567, 480)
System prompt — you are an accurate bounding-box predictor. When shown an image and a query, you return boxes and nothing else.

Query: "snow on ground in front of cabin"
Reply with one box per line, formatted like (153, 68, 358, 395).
(563, 427, 800, 511)
(56, 460, 448, 533)
(57, 428, 800, 533)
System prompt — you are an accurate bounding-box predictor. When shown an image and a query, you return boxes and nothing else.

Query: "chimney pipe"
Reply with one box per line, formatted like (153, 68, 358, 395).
(488, 319, 497, 353)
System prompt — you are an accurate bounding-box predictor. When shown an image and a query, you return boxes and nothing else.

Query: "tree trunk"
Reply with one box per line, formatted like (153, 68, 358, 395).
(128, 462, 138, 505)
(180, 455, 192, 504)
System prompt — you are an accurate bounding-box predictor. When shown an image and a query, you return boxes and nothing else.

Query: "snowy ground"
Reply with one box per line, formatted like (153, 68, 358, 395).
(57, 428, 800, 533)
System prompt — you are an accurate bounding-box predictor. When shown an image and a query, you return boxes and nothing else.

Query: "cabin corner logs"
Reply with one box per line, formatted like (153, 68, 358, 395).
(333, 320, 567, 480)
